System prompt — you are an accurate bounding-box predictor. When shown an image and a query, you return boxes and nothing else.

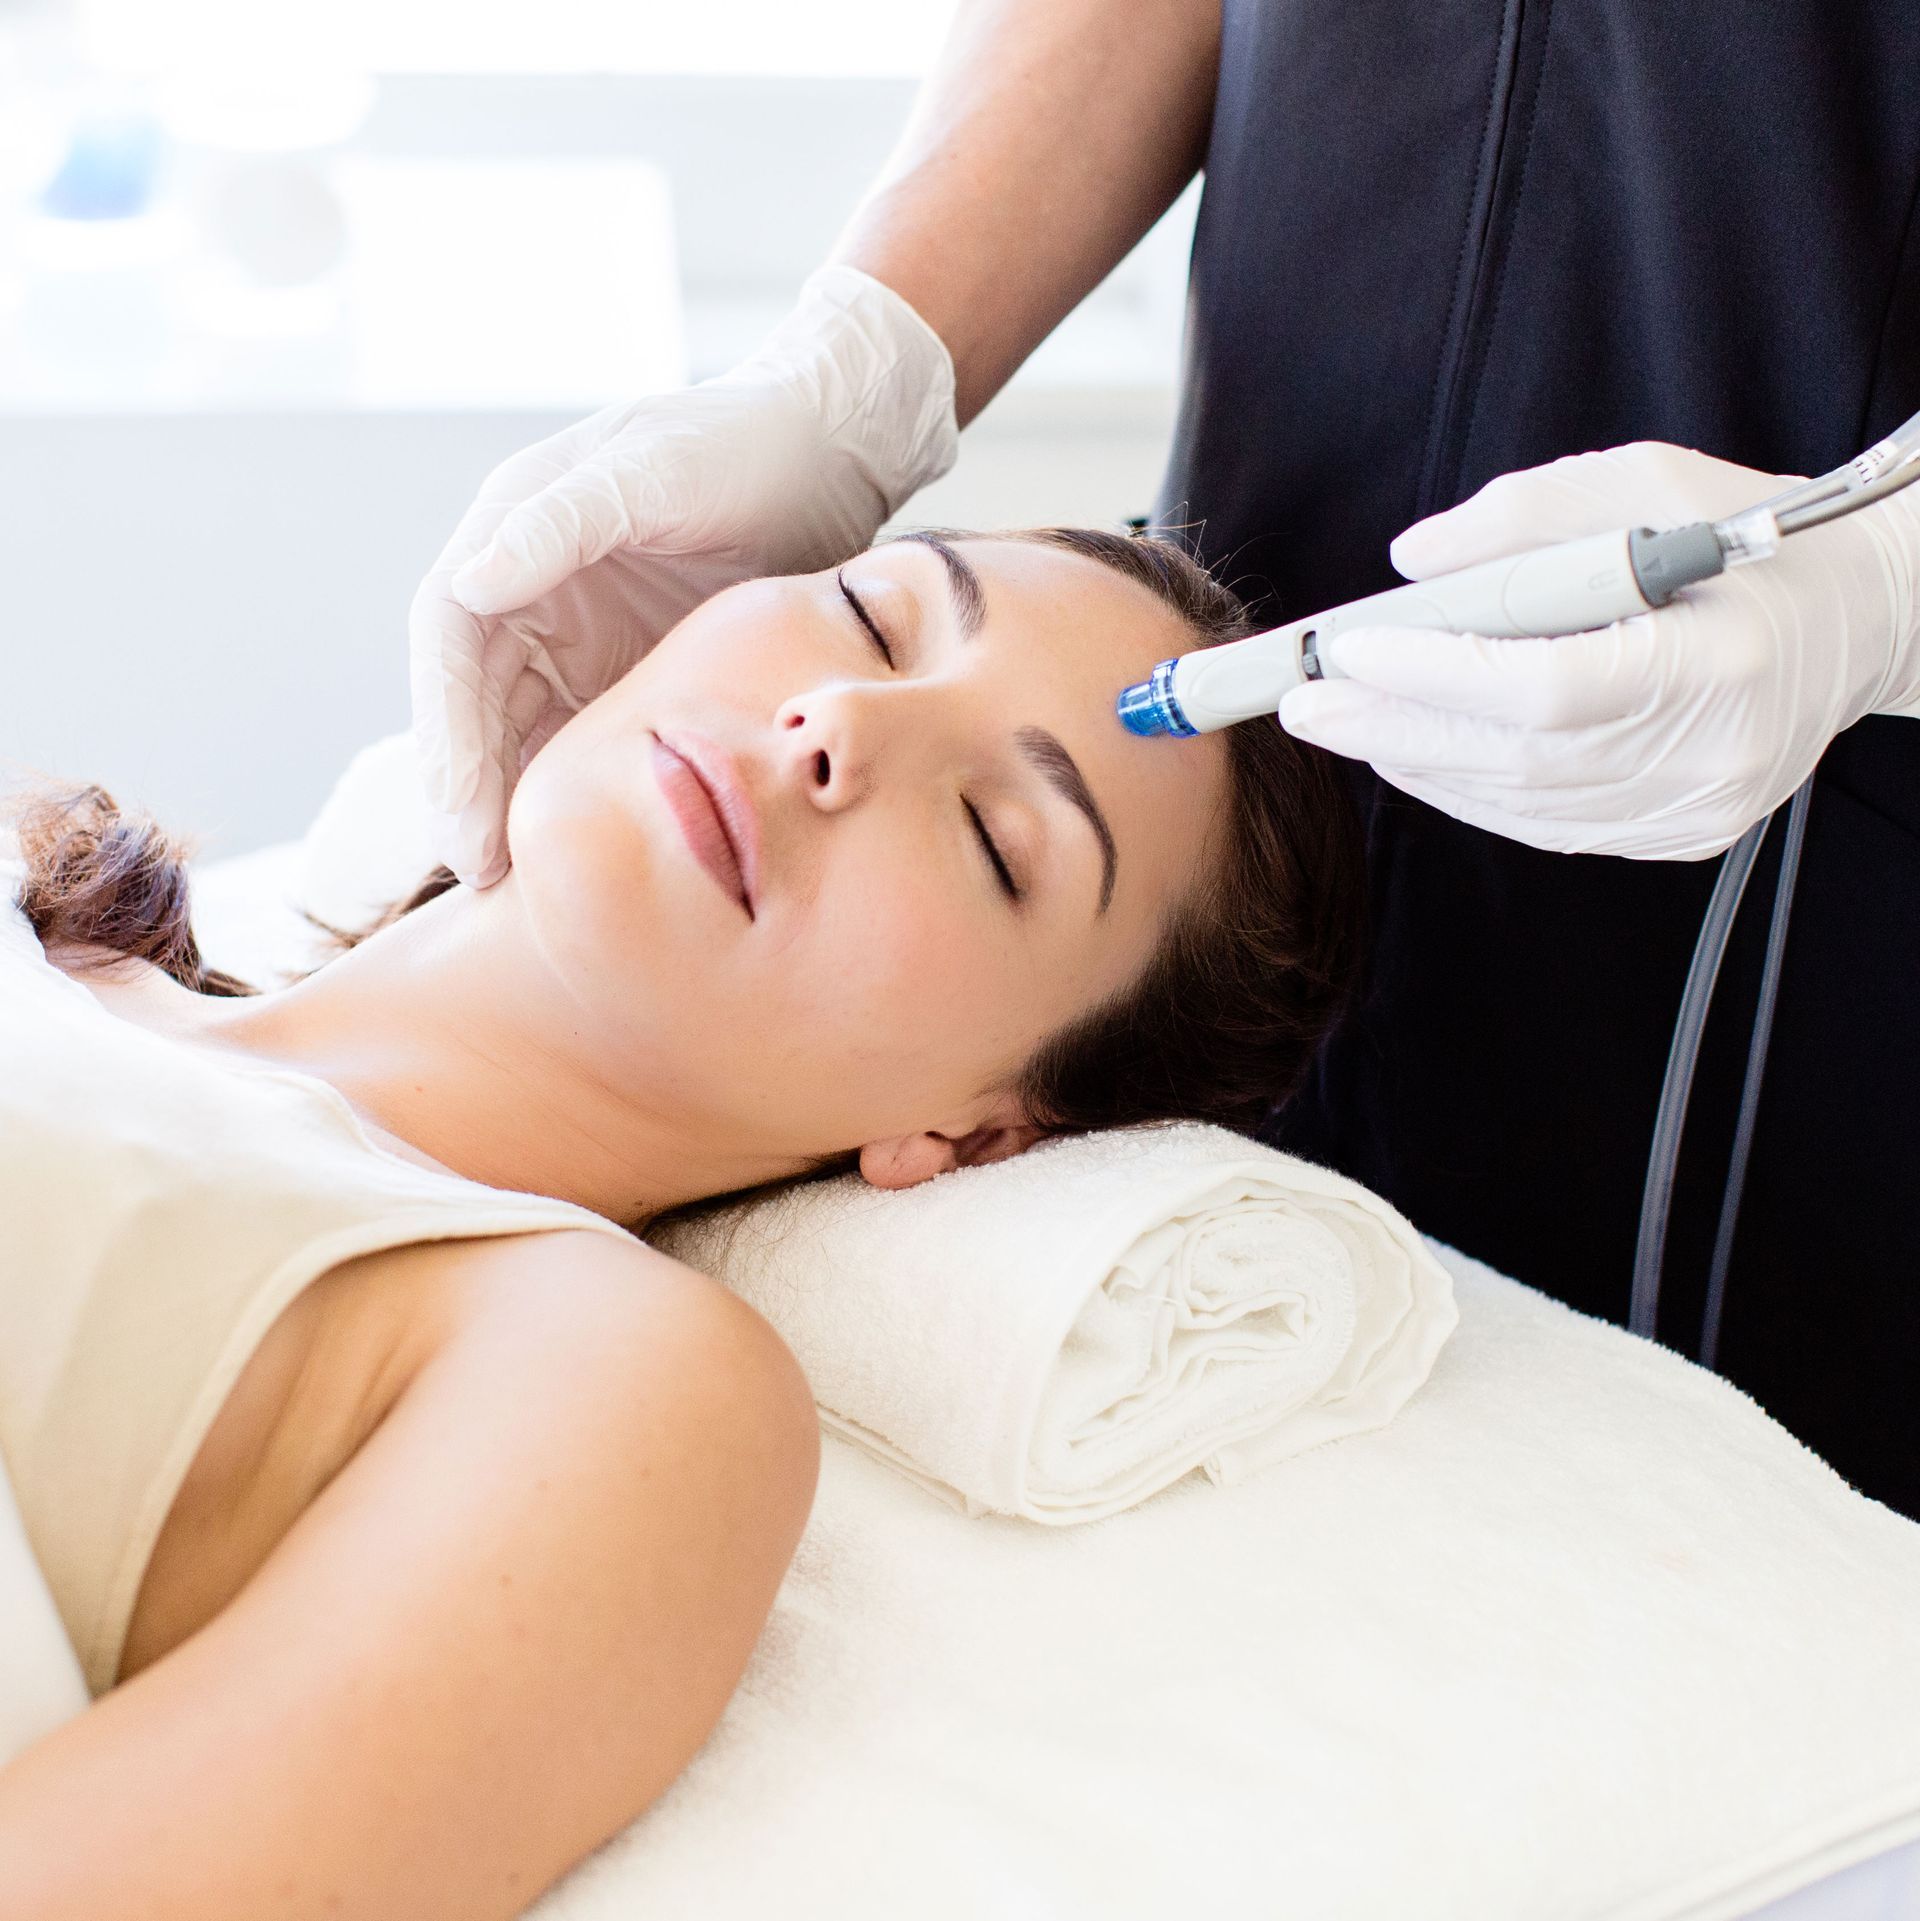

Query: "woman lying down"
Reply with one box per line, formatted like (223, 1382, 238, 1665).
(0, 526, 1363, 1917)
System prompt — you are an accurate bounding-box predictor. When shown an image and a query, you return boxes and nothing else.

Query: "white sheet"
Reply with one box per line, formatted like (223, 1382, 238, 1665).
(520, 1248, 1920, 1921)
(0, 1454, 89, 1768)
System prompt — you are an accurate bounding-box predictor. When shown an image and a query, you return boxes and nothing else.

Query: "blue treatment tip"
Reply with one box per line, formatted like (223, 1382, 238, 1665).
(1115, 658, 1197, 737)
(1115, 679, 1166, 734)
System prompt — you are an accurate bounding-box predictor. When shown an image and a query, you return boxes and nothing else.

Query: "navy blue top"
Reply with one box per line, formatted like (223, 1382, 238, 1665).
(1156, 0, 1920, 1512)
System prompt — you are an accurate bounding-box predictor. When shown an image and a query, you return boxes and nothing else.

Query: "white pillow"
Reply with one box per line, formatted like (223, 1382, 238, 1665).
(297, 731, 439, 931)
(0, 1452, 89, 1762)
(190, 733, 435, 989)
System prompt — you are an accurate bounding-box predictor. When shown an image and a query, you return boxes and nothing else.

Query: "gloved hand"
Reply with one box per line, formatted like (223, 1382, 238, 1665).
(408, 264, 959, 885)
(1278, 441, 1920, 859)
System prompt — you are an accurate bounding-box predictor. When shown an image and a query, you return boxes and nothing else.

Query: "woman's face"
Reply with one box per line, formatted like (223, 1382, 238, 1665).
(506, 535, 1230, 1184)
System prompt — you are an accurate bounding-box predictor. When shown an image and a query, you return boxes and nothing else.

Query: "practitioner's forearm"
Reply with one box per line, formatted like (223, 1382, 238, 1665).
(832, 0, 1221, 426)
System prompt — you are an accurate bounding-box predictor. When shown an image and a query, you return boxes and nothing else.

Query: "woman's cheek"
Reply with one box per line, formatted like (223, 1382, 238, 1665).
(843, 874, 1021, 1045)
(649, 584, 815, 692)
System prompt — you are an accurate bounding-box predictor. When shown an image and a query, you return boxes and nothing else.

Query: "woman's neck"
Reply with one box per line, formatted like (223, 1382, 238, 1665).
(99, 874, 790, 1227)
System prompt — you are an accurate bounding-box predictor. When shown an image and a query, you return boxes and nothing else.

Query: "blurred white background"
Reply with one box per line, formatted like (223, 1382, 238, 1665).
(0, 0, 1198, 853)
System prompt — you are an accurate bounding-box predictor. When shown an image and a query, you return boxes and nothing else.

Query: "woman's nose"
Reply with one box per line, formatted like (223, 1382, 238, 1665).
(774, 685, 881, 812)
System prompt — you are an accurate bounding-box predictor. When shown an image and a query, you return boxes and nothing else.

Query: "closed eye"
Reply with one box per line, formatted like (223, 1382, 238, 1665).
(837, 566, 1013, 903)
(964, 799, 1021, 902)
(837, 571, 894, 668)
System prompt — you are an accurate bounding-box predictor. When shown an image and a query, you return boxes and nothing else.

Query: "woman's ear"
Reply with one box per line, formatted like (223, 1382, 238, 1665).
(858, 1118, 1049, 1191)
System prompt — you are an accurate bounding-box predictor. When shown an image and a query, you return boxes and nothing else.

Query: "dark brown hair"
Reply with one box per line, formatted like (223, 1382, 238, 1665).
(8, 783, 256, 998)
(951, 527, 1364, 1133)
(7, 527, 1364, 1141)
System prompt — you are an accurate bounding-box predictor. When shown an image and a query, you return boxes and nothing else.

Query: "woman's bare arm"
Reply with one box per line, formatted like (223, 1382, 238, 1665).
(834, 0, 1223, 425)
(0, 1231, 819, 1920)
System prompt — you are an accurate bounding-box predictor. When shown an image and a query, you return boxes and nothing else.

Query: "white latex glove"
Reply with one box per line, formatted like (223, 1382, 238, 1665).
(408, 264, 959, 885)
(1278, 441, 1920, 859)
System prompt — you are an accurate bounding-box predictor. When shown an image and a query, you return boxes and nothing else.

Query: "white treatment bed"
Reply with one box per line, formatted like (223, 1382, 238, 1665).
(172, 813, 1920, 1921)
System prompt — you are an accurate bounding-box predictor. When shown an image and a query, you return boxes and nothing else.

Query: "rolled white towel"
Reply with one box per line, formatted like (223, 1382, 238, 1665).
(651, 1121, 1458, 1524)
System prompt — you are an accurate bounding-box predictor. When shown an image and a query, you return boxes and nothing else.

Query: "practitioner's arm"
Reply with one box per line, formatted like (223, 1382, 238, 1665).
(833, 0, 1222, 426)
(0, 1232, 819, 1921)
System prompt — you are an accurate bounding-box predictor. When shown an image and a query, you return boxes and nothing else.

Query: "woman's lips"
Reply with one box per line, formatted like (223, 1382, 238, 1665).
(648, 733, 759, 917)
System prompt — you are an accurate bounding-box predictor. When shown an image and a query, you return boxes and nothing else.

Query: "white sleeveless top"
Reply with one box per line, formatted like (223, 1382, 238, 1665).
(0, 862, 635, 1695)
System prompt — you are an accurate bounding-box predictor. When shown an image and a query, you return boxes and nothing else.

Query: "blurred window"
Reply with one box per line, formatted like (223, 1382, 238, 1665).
(74, 0, 962, 78)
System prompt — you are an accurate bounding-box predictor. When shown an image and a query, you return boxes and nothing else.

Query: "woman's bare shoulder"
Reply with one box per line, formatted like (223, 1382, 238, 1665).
(123, 1224, 781, 1684)
(7, 1221, 818, 1921)
(309, 1220, 757, 1399)
(343, 1222, 703, 1350)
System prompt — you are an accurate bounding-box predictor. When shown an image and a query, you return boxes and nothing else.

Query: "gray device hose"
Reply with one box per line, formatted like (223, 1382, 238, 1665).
(1624, 421, 1919, 1347)
(1698, 779, 1813, 1371)
(1628, 815, 1771, 1340)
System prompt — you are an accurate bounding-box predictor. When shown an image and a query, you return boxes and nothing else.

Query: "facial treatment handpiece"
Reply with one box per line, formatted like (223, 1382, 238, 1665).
(1114, 522, 1737, 738)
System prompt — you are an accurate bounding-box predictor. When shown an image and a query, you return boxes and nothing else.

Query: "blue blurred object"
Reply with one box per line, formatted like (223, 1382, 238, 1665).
(38, 115, 163, 221)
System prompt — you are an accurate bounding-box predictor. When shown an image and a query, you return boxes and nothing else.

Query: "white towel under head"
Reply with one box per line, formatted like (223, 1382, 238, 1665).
(651, 1121, 1457, 1524)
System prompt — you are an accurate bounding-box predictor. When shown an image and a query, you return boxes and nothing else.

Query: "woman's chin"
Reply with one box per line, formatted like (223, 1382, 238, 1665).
(509, 735, 747, 981)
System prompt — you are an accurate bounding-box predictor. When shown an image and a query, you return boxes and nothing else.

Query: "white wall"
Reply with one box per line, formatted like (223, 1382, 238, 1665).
(0, 73, 1194, 856)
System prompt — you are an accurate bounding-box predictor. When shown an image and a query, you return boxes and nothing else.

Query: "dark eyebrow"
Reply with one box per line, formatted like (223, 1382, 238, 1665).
(1016, 725, 1118, 915)
(893, 530, 987, 641)
(887, 531, 1115, 913)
